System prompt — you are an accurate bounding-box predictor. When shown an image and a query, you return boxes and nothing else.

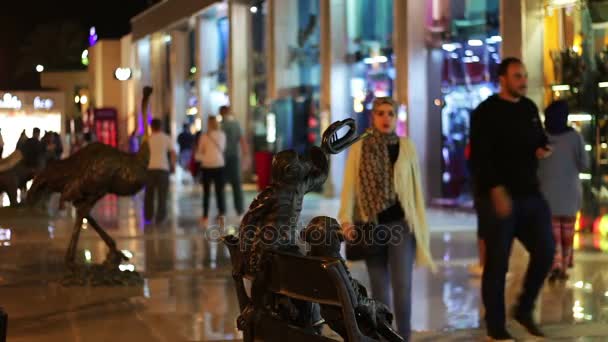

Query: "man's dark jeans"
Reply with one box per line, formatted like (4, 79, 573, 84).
(144, 170, 169, 223)
(478, 193, 555, 333)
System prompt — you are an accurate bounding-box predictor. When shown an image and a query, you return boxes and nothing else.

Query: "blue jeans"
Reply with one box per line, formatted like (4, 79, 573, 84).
(478, 193, 555, 333)
(364, 221, 415, 339)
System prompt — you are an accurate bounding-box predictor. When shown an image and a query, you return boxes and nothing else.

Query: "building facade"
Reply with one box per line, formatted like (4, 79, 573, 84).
(112, 0, 556, 201)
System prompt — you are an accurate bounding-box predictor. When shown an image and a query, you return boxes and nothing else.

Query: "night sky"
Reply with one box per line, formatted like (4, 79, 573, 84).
(0, 0, 159, 89)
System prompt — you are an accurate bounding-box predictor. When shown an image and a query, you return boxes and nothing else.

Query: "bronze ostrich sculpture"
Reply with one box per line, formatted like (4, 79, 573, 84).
(28, 87, 153, 271)
(0, 145, 47, 205)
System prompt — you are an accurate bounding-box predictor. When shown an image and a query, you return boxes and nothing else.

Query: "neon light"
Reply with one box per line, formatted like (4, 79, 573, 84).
(81, 49, 89, 66)
(89, 27, 98, 46)
(266, 113, 276, 143)
(114, 68, 132, 81)
(442, 43, 461, 52)
(34, 97, 54, 110)
(363, 56, 388, 64)
(569, 114, 592, 122)
(552, 84, 571, 91)
(0, 93, 22, 109)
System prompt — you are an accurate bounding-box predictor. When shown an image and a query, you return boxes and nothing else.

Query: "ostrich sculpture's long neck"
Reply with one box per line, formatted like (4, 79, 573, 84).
(136, 87, 152, 166)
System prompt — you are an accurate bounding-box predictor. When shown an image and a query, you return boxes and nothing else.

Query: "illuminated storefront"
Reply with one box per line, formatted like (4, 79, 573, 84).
(542, 0, 608, 231)
(425, 0, 501, 206)
(0, 91, 64, 158)
(346, 0, 402, 135)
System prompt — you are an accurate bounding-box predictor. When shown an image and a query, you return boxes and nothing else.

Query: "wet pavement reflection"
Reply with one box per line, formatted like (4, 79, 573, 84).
(1, 182, 608, 340)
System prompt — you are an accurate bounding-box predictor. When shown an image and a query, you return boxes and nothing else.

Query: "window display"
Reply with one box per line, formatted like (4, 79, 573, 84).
(346, 0, 397, 135)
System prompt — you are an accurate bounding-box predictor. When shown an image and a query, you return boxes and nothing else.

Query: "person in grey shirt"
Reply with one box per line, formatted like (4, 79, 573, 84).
(538, 100, 589, 281)
(220, 106, 249, 216)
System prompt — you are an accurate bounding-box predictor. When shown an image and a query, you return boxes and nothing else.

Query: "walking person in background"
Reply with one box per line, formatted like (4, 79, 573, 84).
(338, 97, 435, 340)
(189, 130, 203, 180)
(177, 123, 195, 170)
(52, 132, 63, 160)
(220, 106, 248, 218)
(144, 119, 177, 224)
(196, 116, 227, 227)
(470, 57, 555, 341)
(16, 130, 27, 151)
(538, 100, 589, 282)
(177, 124, 195, 185)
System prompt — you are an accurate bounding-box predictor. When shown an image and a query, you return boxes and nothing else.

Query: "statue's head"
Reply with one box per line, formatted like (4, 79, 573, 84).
(270, 150, 303, 185)
(272, 147, 329, 185)
(301, 216, 343, 258)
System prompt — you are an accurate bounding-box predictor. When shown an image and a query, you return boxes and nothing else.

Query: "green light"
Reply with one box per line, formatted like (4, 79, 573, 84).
(190, 66, 197, 74)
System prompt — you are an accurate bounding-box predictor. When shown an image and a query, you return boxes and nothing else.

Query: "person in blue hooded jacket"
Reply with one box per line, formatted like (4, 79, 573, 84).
(538, 100, 589, 281)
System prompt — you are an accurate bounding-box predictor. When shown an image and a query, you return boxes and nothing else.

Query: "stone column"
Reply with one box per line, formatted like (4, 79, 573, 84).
(228, 1, 251, 128)
(320, 0, 349, 197)
(170, 30, 188, 140)
(196, 14, 220, 131)
(150, 33, 167, 120)
(267, 0, 300, 99)
(500, 0, 544, 107)
(135, 37, 152, 133)
(523, 0, 545, 107)
(393, 0, 437, 199)
(120, 34, 136, 149)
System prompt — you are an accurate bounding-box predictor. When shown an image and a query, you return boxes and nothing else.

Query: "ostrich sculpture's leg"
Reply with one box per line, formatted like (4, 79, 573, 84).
(65, 213, 84, 270)
(85, 215, 129, 268)
(66, 203, 95, 269)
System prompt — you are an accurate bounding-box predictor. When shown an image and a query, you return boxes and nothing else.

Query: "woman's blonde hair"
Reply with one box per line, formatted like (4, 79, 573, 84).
(372, 97, 397, 113)
(207, 116, 219, 131)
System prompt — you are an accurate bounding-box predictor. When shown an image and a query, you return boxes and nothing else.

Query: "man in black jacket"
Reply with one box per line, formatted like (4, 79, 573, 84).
(470, 57, 555, 341)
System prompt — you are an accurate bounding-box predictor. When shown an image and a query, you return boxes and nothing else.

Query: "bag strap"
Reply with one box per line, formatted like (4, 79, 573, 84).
(206, 133, 224, 155)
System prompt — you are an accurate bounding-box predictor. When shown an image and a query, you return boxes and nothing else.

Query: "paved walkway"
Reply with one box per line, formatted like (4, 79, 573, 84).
(0, 178, 607, 341)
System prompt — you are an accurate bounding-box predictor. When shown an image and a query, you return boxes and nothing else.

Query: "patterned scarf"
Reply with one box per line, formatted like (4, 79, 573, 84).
(357, 128, 400, 223)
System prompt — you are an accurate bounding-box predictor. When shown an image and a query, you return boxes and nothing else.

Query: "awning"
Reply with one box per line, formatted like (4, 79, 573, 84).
(131, 0, 219, 40)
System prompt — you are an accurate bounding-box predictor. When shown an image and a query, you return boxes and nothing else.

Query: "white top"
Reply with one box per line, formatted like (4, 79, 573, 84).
(196, 130, 226, 168)
(148, 132, 175, 171)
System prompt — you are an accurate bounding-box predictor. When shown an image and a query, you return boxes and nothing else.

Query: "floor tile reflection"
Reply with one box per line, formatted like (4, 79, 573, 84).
(1, 184, 608, 340)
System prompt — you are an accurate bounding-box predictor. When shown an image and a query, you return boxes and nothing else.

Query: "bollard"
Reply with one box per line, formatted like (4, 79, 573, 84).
(0, 307, 6, 342)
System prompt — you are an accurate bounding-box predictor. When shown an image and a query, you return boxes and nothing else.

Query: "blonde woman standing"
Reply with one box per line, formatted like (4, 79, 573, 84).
(338, 97, 435, 340)
(196, 116, 227, 226)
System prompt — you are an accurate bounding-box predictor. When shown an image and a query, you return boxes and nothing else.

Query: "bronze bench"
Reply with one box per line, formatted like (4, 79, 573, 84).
(223, 235, 394, 342)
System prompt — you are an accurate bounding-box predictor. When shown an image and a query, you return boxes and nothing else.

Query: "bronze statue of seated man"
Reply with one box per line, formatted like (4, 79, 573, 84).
(301, 216, 403, 342)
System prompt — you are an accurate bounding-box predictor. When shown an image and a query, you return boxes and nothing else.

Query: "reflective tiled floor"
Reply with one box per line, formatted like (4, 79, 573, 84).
(2, 174, 608, 341)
